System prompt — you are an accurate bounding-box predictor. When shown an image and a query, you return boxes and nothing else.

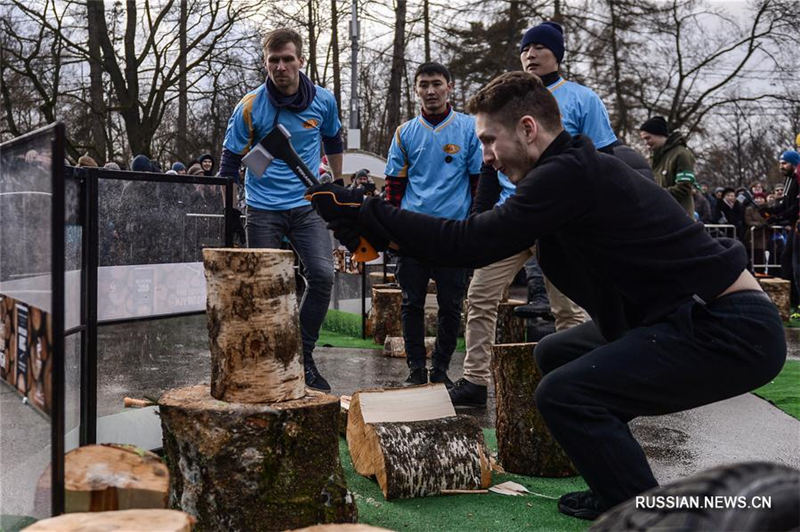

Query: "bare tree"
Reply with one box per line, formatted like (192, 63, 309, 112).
(384, 0, 407, 151)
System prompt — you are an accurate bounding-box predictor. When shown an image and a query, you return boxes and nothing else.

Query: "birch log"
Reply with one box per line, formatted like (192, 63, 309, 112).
(159, 385, 357, 531)
(382, 336, 435, 358)
(495, 299, 526, 344)
(22, 510, 193, 532)
(758, 278, 790, 322)
(371, 288, 402, 344)
(491, 343, 576, 477)
(203, 248, 304, 403)
(347, 385, 491, 499)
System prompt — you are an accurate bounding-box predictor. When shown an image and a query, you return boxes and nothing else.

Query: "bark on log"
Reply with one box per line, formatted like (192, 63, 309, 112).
(496, 299, 526, 344)
(347, 385, 491, 499)
(64, 444, 168, 512)
(382, 336, 435, 358)
(758, 278, 790, 322)
(22, 509, 193, 531)
(371, 288, 403, 344)
(491, 343, 576, 477)
(159, 385, 357, 531)
(368, 272, 395, 286)
(203, 248, 304, 403)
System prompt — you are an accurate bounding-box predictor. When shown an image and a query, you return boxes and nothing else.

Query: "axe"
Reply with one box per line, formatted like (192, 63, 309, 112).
(242, 124, 378, 262)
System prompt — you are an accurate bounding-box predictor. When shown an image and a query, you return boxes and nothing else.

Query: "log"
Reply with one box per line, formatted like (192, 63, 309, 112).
(347, 385, 491, 499)
(159, 384, 356, 531)
(371, 288, 402, 344)
(22, 509, 193, 531)
(758, 278, 790, 322)
(382, 336, 435, 358)
(496, 299, 526, 344)
(368, 272, 395, 286)
(203, 248, 304, 403)
(491, 343, 576, 477)
(64, 444, 168, 512)
(292, 525, 392, 532)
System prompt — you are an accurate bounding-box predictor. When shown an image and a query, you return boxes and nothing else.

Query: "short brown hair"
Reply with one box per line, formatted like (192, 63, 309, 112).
(466, 71, 562, 133)
(261, 28, 303, 59)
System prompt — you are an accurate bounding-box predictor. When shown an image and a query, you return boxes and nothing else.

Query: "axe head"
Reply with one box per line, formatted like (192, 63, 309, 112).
(242, 143, 275, 177)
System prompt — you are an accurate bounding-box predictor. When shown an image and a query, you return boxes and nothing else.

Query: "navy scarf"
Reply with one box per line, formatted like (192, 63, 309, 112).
(266, 72, 317, 112)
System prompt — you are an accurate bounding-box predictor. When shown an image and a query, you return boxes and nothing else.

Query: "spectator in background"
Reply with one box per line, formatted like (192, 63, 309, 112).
(639, 116, 696, 216)
(699, 182, 716, 213)
(104, 161, 121, 170)
(131, 154, 154, 172)
(750, 181, 764, 196)
(718, 187, 745, 240)
(693, 188, 712, 223)
(762, 150, 800, 304)
(172, 162, 187, 174)
(77, 153, 98, 167)
(774, 184, 785, 200)
(746, 193, 769, 268)
(198, 153, 215, 176)
(187, 163, 203, 176)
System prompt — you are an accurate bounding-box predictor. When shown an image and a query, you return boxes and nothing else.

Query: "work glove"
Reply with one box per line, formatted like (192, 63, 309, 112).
(327, 218, 389, 254)
(305, 183, 363, 223)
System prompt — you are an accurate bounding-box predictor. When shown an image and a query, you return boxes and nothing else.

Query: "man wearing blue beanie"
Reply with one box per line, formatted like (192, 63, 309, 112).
(763, 150, 800, 304)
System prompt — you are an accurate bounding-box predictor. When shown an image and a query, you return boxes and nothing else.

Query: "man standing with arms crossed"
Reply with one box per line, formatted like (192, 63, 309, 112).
(383, 62, 483, 386)
(219, 28, 343, 391)
(449, 21, 619, 406)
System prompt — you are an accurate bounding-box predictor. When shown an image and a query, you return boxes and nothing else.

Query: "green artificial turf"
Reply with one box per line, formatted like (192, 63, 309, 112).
(0, 514, 37, 532)
(340, 429, 589, 532)
(753, 359, 800, 420)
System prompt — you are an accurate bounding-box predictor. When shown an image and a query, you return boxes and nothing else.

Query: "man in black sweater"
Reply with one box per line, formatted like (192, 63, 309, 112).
(306, 72, 786, 521)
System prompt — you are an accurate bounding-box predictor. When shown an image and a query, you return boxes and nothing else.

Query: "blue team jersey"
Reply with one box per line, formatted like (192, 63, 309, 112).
(223, 83, 341, 210)
(494, 78, 617, 205)
(385, 110, 483, 220)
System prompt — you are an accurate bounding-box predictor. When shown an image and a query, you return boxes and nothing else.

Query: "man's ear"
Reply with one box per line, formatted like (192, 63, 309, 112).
(519, 115, 539, 144)
(298, 55, 306, 68)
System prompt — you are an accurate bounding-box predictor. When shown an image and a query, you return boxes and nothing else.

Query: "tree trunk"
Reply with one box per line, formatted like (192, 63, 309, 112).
(331, 0, 342, 116)
(370, 287, 403, 344)
(422, 0, 430, 63)
(64, 444, 168, 512)
(491, 342, 576, 477)
(159, 385, 357, 531)
(203, 248, 304, 403)
(759, 278, 790, 322)
(307, 0, 318, 84)
(495, 298, 526, 344)
(346, 386, 491, 499)
(382, 336, 435, 358)
(86, 0, 107, 162)
(385, 0, 407, 141)
(23, 510, 193, 531)
(177, 0, 188, 163)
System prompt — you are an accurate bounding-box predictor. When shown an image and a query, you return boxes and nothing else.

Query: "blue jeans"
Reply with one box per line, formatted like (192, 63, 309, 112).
(246, 205, 333, 360)
(395, 256, 468, 371)
(532, 290, 786, 506)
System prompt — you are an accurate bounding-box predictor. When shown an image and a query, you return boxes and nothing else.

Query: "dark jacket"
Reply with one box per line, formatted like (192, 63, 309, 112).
(359, 132, 746, 341)
(764, 174, 799, 226)
(651, 131, 696, 215)
(611, 144, 654, 181)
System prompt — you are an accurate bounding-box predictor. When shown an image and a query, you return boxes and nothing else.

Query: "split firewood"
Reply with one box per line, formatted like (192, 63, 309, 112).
(63, 444, 168, 512)
(382, 336, 435, 358)
(22, 509, 193, 531)
(123, 396, 155, 408)
(203, 248, 305, 403)
(347, 384, 491, 499)
(758, 278, 790, 322)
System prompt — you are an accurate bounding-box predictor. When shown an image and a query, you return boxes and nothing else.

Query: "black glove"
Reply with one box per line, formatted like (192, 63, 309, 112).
(305, 183, 364, 223)
(328, 219, 389, 254)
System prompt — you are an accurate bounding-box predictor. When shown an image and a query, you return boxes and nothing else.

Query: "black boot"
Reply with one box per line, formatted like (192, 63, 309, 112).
(525, 271, 553, 317)
(429, 367, 453, 388)
(304, 353, 331, 392)
(557, 490, 611, 520)
(448, 378, 487, 407)
(405, 367, 428, 385)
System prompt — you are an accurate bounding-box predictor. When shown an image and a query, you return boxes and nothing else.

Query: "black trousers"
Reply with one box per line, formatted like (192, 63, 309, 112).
(533, 290, 786, 506)
(395, 256, 468, 371)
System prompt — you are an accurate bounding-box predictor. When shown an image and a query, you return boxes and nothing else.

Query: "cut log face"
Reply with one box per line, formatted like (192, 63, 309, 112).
(203, 248, 304, 403)
(22, 509, 194, 532)
(63, 444, 168, 512)
(159, 385, 357, 531)
(370, 288, 402, 344)
(491, 343, 576, 477)
(382, 336, 435, 358)
(347, 385, 491, 499)
(495, 299, 526, 344)
(758, 278, 790, 322)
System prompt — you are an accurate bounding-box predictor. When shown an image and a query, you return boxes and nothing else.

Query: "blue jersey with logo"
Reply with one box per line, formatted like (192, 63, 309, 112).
(494, 78, 617, 205)
(385, 110, 482, 220)
(223, 83, 341, 210)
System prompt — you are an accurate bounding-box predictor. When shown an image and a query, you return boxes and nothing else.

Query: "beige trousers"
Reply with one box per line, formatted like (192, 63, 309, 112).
(463, 246, 587, 386)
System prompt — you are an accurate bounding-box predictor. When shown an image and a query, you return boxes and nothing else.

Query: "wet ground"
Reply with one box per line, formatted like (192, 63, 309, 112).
(2, 312, 799, 517)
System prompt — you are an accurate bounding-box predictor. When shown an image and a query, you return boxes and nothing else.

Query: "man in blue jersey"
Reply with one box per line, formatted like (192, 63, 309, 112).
(450, 21, 620, 407)
(218, 28, 343, 391)
(383, 62, 483, 386)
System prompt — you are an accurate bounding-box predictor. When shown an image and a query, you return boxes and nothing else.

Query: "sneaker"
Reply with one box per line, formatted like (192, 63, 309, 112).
(429, 368, 453, 388)
(448, 378, 487, 407)
(405, 367, 428, 385)
(557, 490, 611, 520)
(304, 362, 331, 392)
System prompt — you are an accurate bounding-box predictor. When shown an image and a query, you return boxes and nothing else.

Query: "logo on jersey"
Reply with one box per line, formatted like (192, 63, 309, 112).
(443, 144, 461, 154)
(303, 118, 319, 129)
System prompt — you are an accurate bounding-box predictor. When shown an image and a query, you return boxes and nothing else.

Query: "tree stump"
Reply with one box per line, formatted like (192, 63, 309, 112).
(347, 385, 491, 499)
(758, 278, 790, 322)
(159, 385, 357, 531)
(371, 288, 402, 344)
(203, 248, 304, 403)
(382, 336, 435, 358)
(496, 299, 526, 344)
(63, 444, 168, 512)
(491, 343, 576, 477)
(368, 272, 395, 286)
(22, 509, 193, 531)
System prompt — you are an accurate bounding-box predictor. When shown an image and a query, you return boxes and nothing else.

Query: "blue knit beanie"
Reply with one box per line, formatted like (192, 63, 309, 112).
(520, 22, 565, 63)
(780, 150, 800, 167)
(172, 162, 186, 172)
